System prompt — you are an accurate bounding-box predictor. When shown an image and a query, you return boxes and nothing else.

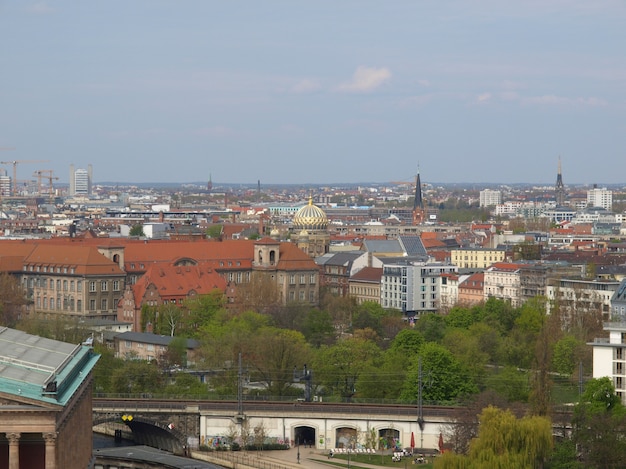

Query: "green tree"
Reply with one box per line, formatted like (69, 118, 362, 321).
(313, 337, 380, 401)
(435, 406, 553, 468)
(205, 224, 223, 239)
(401, 342, 477, 404)
(129, 224, 144, 237)
(247, 327, 311, 397)
(572, 377, 626, 468)
(414, 313, 446, 343)
(301, 308, 335, 347)
(552, 335, 585, 377)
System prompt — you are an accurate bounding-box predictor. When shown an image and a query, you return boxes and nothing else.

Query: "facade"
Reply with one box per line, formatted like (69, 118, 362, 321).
(458, 272, 485, 306)
(611, 280, 626, 320)
(115, 331, 200, 364)
(349, 267, 383, 305)
(118, 262, 229, 332)
(0, 327, 99, 468)
(380, 259, 457, 316)
(483, 263, 523, 307)
(479, 189, 502, 207)
(587, 186, 612, 211)
(450, 247, 507, 269)
(546, 278, 620, 323)
(20, 243, 126, 321)
(591, 322, 626, 405)
(439, 273, 459, 310)
(316, 251, 380, 297)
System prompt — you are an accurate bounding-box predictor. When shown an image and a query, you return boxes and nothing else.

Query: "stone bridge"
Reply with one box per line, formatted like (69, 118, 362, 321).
(93, 399, 456, 456)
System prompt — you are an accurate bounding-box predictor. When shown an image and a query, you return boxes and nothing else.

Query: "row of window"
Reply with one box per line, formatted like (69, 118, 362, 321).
(288, 274, 317, 285)
(26, 277, 121, 292)
(35, 296, 117, 312)
(287, 290, 316, 302)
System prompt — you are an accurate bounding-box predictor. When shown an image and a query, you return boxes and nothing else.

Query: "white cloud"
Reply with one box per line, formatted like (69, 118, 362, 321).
(26, 2, 55, 14)
(476, 92, 492, 103)
(290, 79, 321, 94)
(417, 79, 431, 87)
(521, 95, 607, 107)
(336, 66, 392, 93)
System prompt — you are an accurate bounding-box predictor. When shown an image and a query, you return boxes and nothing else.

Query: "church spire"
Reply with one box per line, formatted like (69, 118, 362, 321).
(555, 156, 565, 206)
(412, 167, 425, 225)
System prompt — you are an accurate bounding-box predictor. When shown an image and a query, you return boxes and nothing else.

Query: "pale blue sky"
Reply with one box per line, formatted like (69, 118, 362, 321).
(1, 1, 625, 185)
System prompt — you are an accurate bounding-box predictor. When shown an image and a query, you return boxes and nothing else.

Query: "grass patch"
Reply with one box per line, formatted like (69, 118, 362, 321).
(323, 453, 434, 468)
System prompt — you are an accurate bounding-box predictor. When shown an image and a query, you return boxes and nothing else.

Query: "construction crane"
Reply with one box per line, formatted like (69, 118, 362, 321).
(0, 159, 49, 196)
(33, 170, 59, 202)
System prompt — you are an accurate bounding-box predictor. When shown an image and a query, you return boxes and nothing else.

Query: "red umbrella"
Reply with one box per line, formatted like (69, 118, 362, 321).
(410, 432, 415, 451)
(438, 432, 444, 454)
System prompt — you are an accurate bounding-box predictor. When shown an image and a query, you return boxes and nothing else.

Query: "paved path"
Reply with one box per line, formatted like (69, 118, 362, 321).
(260, 447, 390, 469)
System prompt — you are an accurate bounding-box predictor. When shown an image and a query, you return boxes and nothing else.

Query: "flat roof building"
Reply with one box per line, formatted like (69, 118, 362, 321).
(0, 327, 99, 468)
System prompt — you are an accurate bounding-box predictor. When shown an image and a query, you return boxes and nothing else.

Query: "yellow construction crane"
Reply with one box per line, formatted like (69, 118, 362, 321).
(33, 170, 59, 202)
(0, 159, 50, 196)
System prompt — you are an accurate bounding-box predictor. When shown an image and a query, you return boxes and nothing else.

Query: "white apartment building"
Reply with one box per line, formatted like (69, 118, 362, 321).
(479, 189, 502, 208)
(494, 201, 523, 217)
(591, 322, 626, 405)
(381, 260, 457, 316)
(587, 186, 612, 211)
(483, 263, 523, 307)
(546, 278, 620, 323)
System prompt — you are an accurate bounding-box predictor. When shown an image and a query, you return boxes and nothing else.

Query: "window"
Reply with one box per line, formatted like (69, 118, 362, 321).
(299, 290, 305, 301)
(310, 274, 316, 284)
(63, 280, 68, 291)
(89, 281, 96, 292)
(56, 280, 61, 290)
(70, 280, 75, 292)
(289, 291, 295, 301)
(113, 280, 120, 291)
(101, 298, 108, 311)
(89, 299, 96, 311)
(101, 281, 108, 291)
(300, 274, 306, 284)
(77, 280, 82, 292)
(289, 275, 296, 285)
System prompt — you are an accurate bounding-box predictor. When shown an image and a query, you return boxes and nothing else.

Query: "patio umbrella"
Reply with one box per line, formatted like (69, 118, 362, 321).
(438, 432, 444, 454)
(410, 432, 415, 451)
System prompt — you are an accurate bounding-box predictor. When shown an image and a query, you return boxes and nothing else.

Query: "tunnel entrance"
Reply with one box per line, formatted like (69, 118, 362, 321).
(294, 426, 316, 448)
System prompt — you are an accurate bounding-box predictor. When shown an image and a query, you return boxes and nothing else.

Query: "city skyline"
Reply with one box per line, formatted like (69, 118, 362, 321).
(1, 1, 625, 185)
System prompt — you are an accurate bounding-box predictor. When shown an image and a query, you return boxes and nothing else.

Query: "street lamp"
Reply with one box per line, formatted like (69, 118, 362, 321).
(297, 437, 300, 464)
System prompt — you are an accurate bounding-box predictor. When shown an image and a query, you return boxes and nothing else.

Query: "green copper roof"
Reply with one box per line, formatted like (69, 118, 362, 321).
(0, 327, 99, 406)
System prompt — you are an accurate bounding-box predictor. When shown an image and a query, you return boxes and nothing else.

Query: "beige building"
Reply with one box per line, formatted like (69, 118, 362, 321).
(349, 267, 383, 305)
(0, 327, 98, 468)
(19, 244, 126, 321)
(450, 248, 507, 270)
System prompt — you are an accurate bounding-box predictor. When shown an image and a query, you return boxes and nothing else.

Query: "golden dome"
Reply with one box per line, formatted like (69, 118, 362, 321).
(293, 197, 328, 230)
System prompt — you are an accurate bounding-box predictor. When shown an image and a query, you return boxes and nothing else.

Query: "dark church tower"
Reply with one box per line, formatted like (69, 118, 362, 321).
(555, 157, 565, 206)
(412, 169, 425, 225)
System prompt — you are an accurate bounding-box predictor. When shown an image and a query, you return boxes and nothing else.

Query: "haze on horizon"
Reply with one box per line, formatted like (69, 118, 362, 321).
(1, 1, 625, 186)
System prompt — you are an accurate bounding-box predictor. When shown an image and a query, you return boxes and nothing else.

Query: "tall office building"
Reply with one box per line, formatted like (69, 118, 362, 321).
(479, 189, 502, 207)
(587, 185, 612, 211)
(69, 164, 92, 196)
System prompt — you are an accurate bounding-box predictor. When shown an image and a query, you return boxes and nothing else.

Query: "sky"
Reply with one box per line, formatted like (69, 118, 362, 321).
(1, 1, 625, 186)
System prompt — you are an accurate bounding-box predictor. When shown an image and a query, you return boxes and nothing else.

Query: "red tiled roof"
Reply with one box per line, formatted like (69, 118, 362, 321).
(350, 267, 382, 282)
(134, 262, 227, 302)
(24, 244, 124, 275)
